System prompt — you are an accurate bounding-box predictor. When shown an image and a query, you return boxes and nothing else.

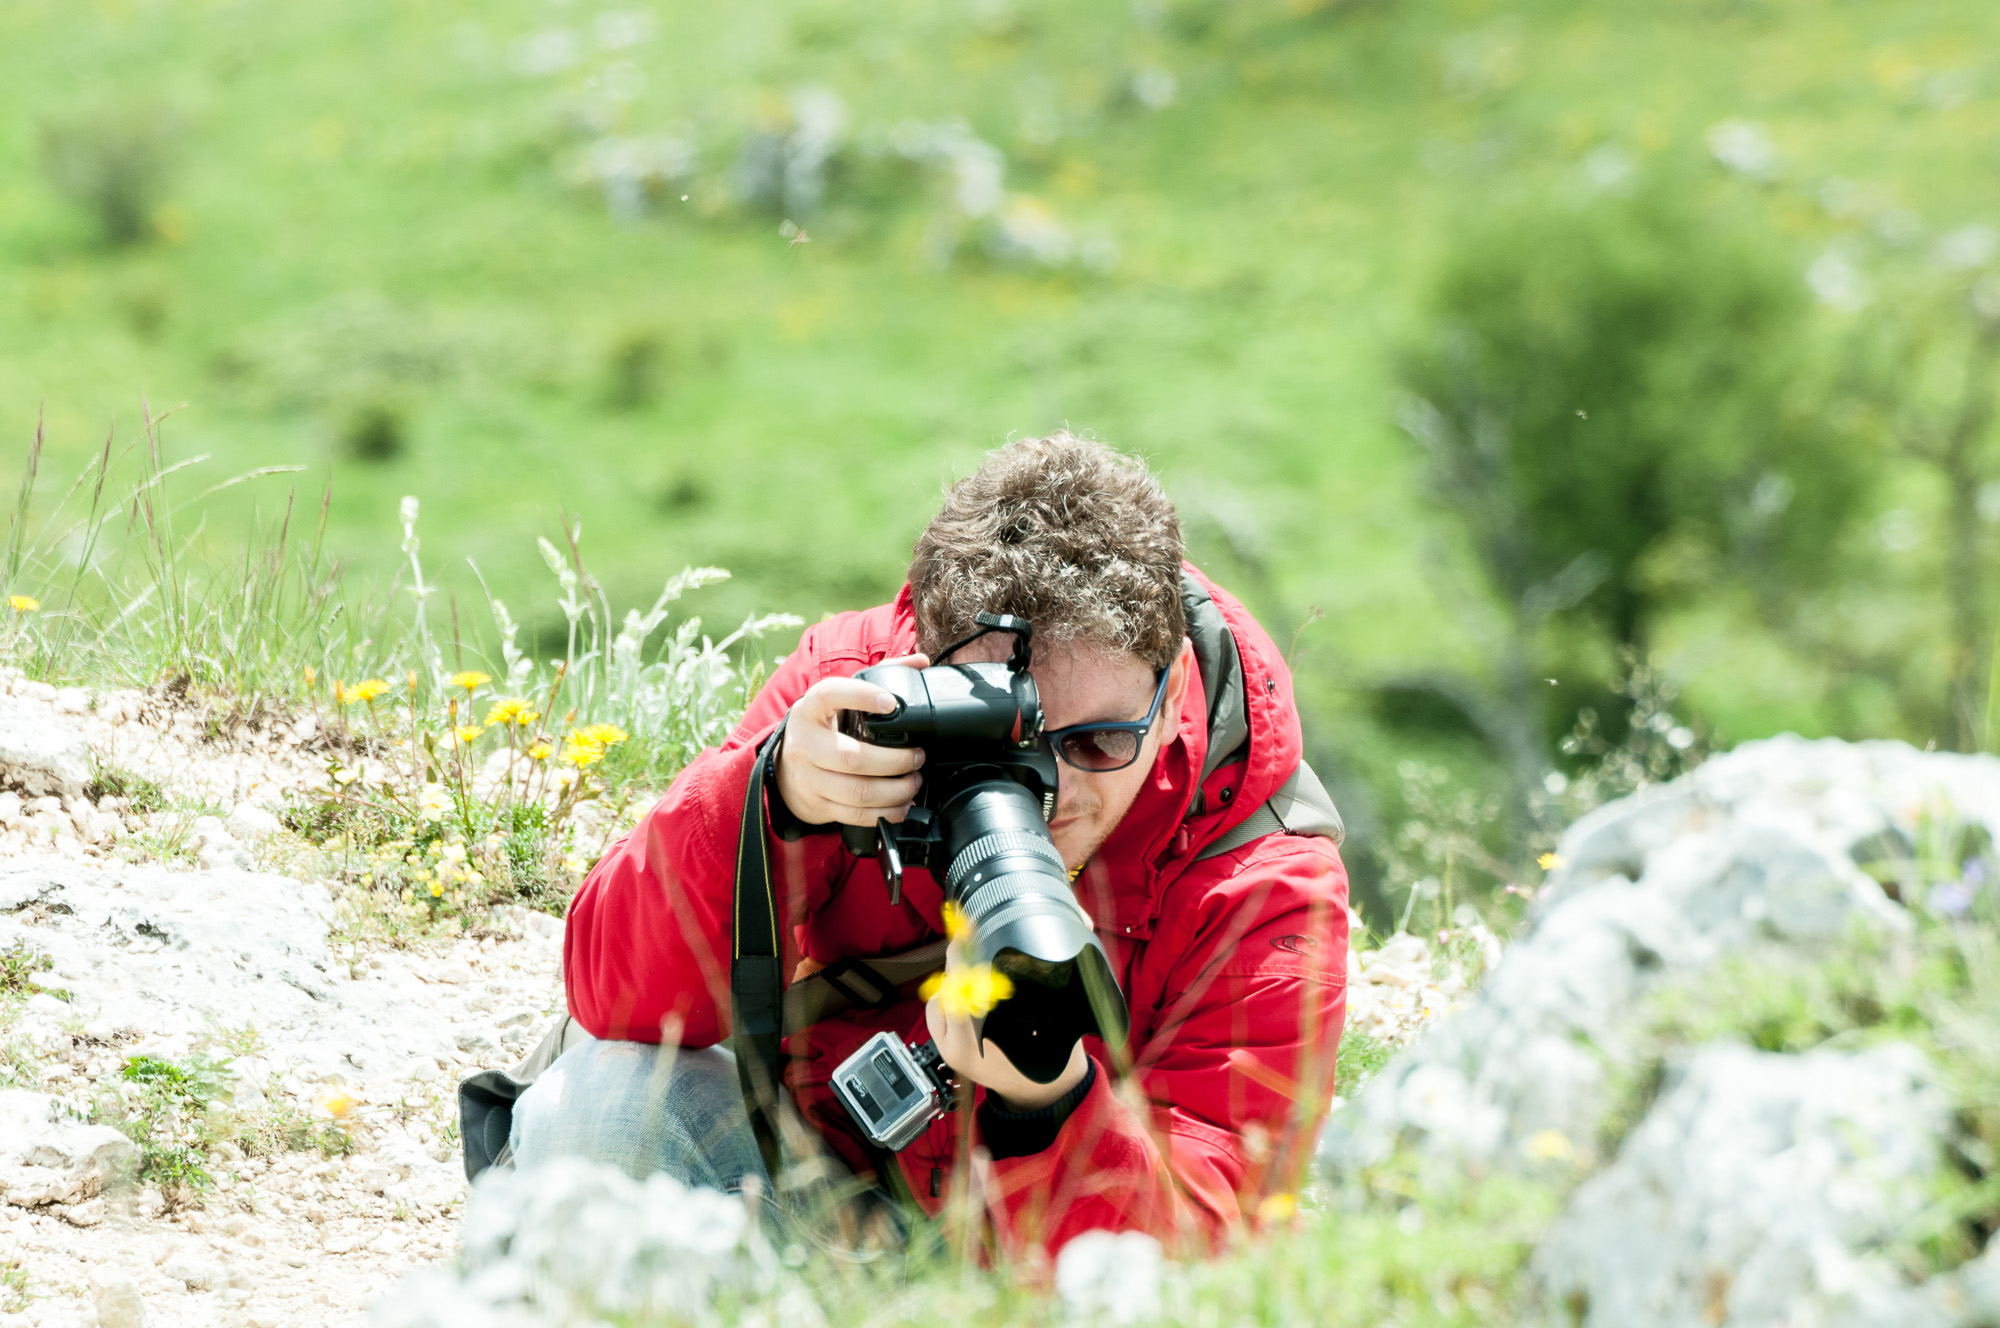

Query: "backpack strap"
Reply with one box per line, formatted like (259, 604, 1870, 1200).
(781, 940, 948, 1031)
(730, 726, 790, 1180)
(1195, 760, 1345, 862)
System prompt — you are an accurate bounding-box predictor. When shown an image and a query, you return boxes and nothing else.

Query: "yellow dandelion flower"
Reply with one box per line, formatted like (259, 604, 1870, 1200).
(455, 724, 484, 744)
(572, 723, 628, 749)
(941, 900, 970, 942)
(450, 670, 491, 694)
(527, 742, 552, 761)
(1525, 1129, 1575, 1162)
(316, 1088, 359, 1120)
(561, 736, 604, 768)
(1538, 852, 1565, 872)
(919, 963, 1013, 1019)
(484, 698, 539, 727)
(332, 680, 349, 706)
(353, 678, 391, 703)
(407, 670, 419, 691)
(430, 880, 444, 898)
(1256, 1192, 1298, 1223)
(304, 666, 317, 687)
(7, 594, 38, 613)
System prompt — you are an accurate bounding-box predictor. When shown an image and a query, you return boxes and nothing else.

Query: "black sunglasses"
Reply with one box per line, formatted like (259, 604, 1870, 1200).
(1044, 669, 1170, 773)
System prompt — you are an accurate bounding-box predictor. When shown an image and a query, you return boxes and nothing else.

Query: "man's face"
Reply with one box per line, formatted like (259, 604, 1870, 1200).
(950, 634, 1192, 870)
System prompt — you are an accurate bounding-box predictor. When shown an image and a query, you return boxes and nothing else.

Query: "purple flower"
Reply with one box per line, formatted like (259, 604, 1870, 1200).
(1930, 879, 1975, 918)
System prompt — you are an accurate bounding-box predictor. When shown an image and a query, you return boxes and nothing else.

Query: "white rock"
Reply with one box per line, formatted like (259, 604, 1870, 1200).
(54, 687, 88, 714)
(225, 804, 282, 841)
(429, 962, 472, 985)
(0, 697, 90, 799)
(0, 1089, 136, 1209)
(453, 1026, 496, 1054)
(373, 1158, 764, 1325)
(90, 1272, 146, 1328)
(160, 1254, 220, 1291)
(1321, 737, 1966, 1176)
(1529, 1043, 1953, 1328)
(1055, 1230, 1164, 1325)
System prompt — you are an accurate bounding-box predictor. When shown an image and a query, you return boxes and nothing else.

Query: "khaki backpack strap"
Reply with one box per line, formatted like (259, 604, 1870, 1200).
(1195, 760, 1345, 862)
(781, 939, 950, 1032)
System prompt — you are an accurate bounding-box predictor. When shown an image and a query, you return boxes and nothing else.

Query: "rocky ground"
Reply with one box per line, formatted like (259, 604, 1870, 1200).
(0, 669, 1470, 1327)
(0, 674, 570, 1328)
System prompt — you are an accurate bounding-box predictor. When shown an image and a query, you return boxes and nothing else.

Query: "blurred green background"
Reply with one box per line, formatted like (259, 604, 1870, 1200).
(4, 0, 1997, 915)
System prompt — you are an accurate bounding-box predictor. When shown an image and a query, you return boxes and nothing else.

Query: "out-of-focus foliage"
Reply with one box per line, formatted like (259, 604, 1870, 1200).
(1, 0, 1998, 936)
(1399, 183, 1879, 653)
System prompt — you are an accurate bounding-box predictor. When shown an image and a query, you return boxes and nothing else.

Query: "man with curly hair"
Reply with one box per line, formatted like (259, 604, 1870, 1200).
(503, 432, 1350, 1261)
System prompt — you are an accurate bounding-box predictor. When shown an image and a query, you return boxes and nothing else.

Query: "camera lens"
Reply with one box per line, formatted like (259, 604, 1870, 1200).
(934, 780, 1128, 1083)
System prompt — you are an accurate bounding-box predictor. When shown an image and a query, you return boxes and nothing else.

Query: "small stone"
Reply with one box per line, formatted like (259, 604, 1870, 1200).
(452, 1026, 495, 1053)
(59, 1197, 107, 1227)
(430, 962, 472, 985)
(55, 687, 88, 714)
(322, 1231, 361, 1255)
(225, 804, 282, 841)
(0, 697, 90, 798)
(160, 1255, 218, 1291)
(91, 1272, 146, 1328)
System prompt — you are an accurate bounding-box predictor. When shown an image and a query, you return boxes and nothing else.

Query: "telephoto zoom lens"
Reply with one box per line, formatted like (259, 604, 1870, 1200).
(936, 780, 1129, 1083)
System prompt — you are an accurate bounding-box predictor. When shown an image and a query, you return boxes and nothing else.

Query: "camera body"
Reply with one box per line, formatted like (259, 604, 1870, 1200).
(826, 614, 1129, 1152)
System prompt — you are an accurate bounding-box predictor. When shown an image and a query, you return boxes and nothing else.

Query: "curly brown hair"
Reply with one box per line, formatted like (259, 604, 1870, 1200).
(909, 432, 1186, 669)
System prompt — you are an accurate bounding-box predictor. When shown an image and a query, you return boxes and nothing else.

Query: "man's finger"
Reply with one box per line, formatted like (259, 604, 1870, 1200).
(813, 731, 924, 777)
(823, 771, 922, 809)
(804, 676, 906, 718)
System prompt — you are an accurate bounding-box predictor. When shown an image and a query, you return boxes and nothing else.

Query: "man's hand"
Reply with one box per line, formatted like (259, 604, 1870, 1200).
(774, 654, 929, 828)
(925, 934, 1091, 1113)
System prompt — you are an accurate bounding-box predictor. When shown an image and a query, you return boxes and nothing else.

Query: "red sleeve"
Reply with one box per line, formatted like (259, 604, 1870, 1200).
(973, 838, 1349, 1259)
(562, 623, 854, 1044)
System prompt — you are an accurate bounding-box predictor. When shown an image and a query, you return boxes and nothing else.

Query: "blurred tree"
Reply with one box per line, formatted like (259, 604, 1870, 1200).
(1392, 180, 1879, 804)
(1850, 271, 2000, 750)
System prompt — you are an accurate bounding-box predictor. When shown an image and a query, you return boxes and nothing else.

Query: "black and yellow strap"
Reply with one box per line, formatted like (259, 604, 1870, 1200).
(730, 726, 789, 1179)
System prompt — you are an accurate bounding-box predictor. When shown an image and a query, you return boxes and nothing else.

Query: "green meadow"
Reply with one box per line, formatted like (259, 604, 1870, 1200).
(3, 0, 1997, 902)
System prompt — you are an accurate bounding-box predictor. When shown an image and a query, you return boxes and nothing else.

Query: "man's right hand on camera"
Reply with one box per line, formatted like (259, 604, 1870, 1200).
(773, 653, 930, 828)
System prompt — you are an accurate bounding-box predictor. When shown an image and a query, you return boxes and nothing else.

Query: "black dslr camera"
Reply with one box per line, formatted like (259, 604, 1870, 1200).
(827, 614, 1130, 1152)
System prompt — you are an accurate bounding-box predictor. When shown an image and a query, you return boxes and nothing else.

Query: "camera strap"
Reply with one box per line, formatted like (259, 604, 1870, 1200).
(730, 727, 789, 1180)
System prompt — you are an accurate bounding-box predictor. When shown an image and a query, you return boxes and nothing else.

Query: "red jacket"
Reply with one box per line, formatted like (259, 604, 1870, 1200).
(564, 564, 1349, 1261)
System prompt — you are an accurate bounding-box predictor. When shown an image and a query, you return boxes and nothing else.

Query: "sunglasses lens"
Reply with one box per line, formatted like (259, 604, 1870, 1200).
(1059, 729, 1139, 771)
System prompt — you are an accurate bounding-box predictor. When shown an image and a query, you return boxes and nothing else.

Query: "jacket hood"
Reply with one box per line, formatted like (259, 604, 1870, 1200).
(1070, 564, 1305, 941)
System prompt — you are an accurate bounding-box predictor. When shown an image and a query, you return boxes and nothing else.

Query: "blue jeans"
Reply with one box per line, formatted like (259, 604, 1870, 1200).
(510, 1038, 907, 1251)
(510, 1040, 770, 1195)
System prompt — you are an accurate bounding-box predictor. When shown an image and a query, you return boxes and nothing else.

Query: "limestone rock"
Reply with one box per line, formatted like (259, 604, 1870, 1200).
(1318, 737, 1987, 1175)
(91, 1272, 146, 1328)
(1056, 1230, 1165, 1325)
(225, 802, 283, 841)
(1528, 1043, 1954, 1328)
(372, 1157, 773, 1326)
(0, 1089, 136, 1209)
(0, 696, 90, 799)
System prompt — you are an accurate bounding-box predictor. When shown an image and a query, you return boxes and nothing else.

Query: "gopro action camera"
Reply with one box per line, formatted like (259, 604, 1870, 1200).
(830, 1031, 956, 1151)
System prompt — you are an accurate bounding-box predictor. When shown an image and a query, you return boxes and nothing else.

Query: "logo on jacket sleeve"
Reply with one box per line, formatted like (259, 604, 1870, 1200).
(1270, 934, 1317, 955)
